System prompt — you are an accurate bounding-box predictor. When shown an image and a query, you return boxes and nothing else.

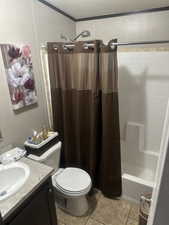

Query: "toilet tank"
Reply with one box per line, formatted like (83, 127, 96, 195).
(28, 142, 62, 170)
(42, 142, 62, 170)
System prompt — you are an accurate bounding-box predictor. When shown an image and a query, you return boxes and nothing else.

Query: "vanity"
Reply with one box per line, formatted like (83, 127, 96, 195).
(0, 158, 57, 225)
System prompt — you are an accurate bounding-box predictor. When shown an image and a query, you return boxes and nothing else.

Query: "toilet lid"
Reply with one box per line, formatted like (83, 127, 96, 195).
(54, 167, 91, 192)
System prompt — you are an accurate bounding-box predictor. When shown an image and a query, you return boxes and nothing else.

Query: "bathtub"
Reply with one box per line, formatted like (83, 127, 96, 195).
(121, 140, 158, 203)
(122, 164, 154, 203)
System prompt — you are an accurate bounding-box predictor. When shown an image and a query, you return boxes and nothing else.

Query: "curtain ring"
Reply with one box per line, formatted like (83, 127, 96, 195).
(109, 39, 118, 50)
(83, 43, 89, 50)
(53, 44, 58, 51)
(63, 45, 68, 50)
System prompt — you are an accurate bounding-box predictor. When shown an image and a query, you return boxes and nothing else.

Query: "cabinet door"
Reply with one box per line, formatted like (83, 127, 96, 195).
(9, 187, 56, 225)
(0, 213, 3, 225)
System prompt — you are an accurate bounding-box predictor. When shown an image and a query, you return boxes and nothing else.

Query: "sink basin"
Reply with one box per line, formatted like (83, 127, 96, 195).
(0, 162, 30, 201)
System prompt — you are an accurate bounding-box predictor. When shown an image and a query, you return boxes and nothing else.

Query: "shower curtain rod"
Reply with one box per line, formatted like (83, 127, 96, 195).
(41, 40, 169, 49)
(112, 40, 169, 46)
(63, 40, 169, 47)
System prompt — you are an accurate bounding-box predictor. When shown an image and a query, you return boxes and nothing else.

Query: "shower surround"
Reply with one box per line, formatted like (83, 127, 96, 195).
(118, 50, 169, 202)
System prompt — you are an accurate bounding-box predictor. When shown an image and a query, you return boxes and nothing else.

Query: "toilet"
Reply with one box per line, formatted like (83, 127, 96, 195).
(28, 142, 92, 216)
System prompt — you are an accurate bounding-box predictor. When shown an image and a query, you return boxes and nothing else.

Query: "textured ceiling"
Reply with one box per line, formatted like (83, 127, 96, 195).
(45, 0, 169, 19)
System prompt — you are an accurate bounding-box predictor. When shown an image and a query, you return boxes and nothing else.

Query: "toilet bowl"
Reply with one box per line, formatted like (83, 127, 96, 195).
(28, 142, 92, 216)
(52, 167, 92, 216)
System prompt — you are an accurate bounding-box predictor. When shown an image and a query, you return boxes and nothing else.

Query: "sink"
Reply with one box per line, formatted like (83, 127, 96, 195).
(0, 162, 30, 201)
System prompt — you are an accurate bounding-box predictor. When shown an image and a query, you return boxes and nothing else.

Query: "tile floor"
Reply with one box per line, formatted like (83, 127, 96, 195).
(56, 190, 140, 225)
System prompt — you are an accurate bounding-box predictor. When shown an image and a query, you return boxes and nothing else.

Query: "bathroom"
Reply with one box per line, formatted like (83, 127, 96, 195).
(0, 0, 169, 225)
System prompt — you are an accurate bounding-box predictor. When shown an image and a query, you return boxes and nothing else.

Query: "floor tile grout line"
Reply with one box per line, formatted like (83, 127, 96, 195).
(125, 203, 140, 225)
(84, 214, 91, 225)
(125, 204, 132, 225)
(92, 217, 107, 225)
(128, 203, 140, 222)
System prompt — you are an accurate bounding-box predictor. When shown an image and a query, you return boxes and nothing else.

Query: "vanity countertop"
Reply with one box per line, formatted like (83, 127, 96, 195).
(0, 157, 54, 220)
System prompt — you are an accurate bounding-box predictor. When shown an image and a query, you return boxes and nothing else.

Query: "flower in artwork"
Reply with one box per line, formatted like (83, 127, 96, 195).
(22, 45, 31, 58)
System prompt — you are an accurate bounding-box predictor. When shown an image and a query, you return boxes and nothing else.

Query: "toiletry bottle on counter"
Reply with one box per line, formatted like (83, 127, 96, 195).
(42, 126, 48, 140)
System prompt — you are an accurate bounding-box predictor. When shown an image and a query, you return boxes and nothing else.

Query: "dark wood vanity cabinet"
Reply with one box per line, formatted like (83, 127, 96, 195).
(3, 178, 57, 225)
(0, 213, 3, 225)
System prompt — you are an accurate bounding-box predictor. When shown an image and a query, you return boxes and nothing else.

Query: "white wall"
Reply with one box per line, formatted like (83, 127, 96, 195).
(35, 1, 75, 43)
(76, 11, 169, 43)
(0, 0, 75, 151)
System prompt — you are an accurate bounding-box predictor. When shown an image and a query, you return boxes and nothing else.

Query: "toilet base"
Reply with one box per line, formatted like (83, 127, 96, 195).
(54, 189, 89, 216)
(66, 195, 89, 216)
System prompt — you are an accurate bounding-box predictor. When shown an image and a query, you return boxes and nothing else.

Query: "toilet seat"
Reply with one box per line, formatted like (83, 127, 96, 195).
(54, 181, 91, 195)
(53, 167, 92, 196)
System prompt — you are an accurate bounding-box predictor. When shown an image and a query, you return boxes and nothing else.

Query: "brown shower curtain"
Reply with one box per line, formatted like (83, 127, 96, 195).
(47, 40, 121, 197)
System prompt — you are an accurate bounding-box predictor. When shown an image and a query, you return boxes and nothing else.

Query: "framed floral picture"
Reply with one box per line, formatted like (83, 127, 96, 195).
(1, 44, 37, 110)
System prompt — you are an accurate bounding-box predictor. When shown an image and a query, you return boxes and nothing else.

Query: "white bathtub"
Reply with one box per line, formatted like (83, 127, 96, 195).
(121, 140, 158, 203)
(122, 164, 154, 203)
